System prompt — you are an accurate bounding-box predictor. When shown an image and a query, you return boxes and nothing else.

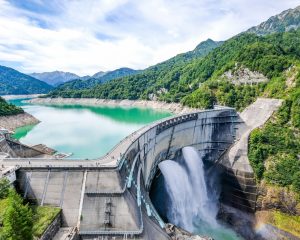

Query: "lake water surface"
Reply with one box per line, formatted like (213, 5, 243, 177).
(10, 99, 171, 159)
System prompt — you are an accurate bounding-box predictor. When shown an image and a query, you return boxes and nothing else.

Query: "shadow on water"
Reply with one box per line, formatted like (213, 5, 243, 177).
(13, 124, 37, 139)
(40, 104, 172, 124)
(9, 98, 172, 124)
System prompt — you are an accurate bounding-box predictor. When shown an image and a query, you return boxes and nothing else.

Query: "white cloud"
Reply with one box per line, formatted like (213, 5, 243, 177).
(0, 0, 299, 75)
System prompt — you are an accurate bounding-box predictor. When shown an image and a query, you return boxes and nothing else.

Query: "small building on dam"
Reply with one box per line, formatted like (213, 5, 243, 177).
(0, 98, 282, 240)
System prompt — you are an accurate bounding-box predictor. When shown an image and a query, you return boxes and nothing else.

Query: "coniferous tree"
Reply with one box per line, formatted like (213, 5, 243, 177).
(3, 190, 33, 240)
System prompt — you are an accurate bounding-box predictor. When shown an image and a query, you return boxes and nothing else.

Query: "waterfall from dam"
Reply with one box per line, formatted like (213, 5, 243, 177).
(158, 146, 241, 239)
(158, 146, 218, 231)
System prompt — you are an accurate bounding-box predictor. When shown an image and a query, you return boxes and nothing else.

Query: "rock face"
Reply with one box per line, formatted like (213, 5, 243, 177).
(165, 224, 213, 240)
(245, 5, 300, 35)
(256, 181, 300, 215)
(28, 97, 197, 114)
(0, 112, 39, 131)
(222, 66, 268, 85)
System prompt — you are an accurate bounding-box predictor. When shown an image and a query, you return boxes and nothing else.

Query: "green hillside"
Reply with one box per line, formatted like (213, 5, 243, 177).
(55, 68, 138, 91)
(48, 30, 299, 106)
(181, 30, 300, 109)
(48, 39, 223, 100)
(0, 65, 53, 95)
(0, 97, 24, 116)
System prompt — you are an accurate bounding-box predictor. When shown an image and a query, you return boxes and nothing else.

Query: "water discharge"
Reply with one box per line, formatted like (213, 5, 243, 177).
(158, 146, 242, 240)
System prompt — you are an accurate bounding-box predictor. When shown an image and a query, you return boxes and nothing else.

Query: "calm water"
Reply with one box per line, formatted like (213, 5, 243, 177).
(10, 99, 171, 159)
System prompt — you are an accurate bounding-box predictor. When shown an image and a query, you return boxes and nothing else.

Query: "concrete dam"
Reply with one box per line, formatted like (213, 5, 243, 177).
(1, 98, 282, 239)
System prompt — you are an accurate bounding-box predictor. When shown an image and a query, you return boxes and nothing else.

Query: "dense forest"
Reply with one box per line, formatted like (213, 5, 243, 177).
(0, 97, 24, 116)
(248, 68, 300, 192)
(48, 30, 300, 109)
(0, 66, 53, 95)
(47, 38, 223, 101)
(55, 68, 139, 91)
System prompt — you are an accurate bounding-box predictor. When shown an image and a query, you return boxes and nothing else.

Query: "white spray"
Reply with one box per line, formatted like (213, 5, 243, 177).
(158, 146, 219, 232)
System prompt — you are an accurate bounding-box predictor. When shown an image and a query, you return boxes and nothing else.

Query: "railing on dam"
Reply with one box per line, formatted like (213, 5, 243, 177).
(156, 113, 198, 135)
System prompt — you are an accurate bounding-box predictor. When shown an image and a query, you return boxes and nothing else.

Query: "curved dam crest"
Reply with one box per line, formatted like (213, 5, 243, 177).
(0, 98, 282, 239)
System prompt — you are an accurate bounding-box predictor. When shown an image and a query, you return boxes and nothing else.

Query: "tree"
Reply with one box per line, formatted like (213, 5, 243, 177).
(0, 178, 10, 199)
(3, 189, 33, 240)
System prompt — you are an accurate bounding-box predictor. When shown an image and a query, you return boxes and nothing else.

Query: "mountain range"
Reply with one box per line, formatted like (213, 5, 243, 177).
(48, 5, 300, 101)
(0, 66, 53, 95)
(55, 68, 138, 91)
(0, 5, 299, 97)
(30, 71, 80, 86)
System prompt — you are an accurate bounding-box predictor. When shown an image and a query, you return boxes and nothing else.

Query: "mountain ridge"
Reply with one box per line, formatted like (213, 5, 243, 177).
(55, 67, 138, 91)
(30, 71, 80, 86)
(0, 65, 53, 95)
(246, 5, 300, 35)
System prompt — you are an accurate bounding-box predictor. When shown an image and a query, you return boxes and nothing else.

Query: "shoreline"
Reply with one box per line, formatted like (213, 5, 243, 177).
(0, 112, 40, 131)
(1, 94, 45, 100)
(28, 97, 198, 114)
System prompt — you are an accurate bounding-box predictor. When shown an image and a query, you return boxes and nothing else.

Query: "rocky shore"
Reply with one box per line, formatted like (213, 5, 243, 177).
(0, 112, 39, 131)
(1, 94, 45, 100)
(28, 97, 198, 114)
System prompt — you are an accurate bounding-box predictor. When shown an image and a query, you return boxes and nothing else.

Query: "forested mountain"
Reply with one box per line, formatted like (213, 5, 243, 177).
(0, 66, 53, 95)
(55, 67, 138, 91)
(48, 30, 300, 104)
(0, 97, 23, 116)
(246, 6, 300, 35)
(50, 39, 222, 95)
(48, 5, 300, 105)
(92, 71, 106, 79)
(30, 71, 80, 86)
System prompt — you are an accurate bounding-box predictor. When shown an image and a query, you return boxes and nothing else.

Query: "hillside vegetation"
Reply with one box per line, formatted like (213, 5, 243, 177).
(48, 30, 299, 108)
(0, 66, 53, 95)
(248, 69, 300, 193)
(0, 179, 60, 240)
(47, 39, 223, 100)
(56, 67, 138, 91)
(0, 97, 24, 116)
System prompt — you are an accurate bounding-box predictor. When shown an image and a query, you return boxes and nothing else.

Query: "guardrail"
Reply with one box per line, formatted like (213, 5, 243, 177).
(156, 113, 198, 135)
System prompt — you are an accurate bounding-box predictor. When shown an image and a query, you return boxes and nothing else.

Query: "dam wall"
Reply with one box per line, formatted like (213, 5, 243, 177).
(13, 108, 244, 239)
(7, 99, 282, 239)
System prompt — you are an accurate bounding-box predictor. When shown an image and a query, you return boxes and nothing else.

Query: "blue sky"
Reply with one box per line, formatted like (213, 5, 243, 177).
(0, 0, 299, 75)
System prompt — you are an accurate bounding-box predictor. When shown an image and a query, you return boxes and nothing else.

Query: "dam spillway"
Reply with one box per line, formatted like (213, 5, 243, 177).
(0, 98, 282, 239)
